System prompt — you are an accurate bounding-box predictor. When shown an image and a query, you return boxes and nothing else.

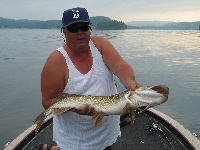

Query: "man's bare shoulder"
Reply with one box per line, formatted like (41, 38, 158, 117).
(91, 35, 105, 42)
(43, 50, 66, 72)
(91, 36, 109, 51)
(46, 50, 65, 63)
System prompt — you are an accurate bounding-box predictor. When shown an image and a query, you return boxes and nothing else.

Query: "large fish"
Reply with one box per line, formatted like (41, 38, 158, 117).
(34, 85, 169, 134)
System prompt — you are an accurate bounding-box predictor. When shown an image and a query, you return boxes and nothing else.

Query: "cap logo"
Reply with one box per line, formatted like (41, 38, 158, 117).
(72, 9, 79, 18)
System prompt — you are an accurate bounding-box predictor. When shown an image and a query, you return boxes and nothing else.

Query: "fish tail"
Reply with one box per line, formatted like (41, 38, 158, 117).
(33, 111, 46, 135)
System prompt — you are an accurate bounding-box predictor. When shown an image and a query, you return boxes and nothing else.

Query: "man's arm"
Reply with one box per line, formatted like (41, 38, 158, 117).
(92, 36, 139, 90)
(41, 51, 66, 109)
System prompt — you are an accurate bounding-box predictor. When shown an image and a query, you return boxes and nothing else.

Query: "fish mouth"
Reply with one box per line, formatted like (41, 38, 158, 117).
(151, 85, 169, 94)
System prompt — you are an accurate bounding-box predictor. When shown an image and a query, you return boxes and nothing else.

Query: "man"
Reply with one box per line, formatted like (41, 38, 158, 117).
(41, 7, 139, 150)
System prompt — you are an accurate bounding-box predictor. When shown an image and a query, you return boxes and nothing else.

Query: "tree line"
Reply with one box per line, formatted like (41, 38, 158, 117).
(127, 21, 200, 30)
(1, 17, 199, 30)
(0, 16, 127, 30)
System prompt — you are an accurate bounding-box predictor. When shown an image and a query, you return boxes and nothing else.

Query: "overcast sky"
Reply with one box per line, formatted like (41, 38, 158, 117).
(1, 0, 200, 23)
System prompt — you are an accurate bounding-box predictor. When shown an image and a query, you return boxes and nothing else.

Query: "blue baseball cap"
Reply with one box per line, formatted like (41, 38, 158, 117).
(62, 7, 90, 27)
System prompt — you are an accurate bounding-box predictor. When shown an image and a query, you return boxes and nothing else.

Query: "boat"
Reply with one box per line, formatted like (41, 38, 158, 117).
(4, 108, 200, 150)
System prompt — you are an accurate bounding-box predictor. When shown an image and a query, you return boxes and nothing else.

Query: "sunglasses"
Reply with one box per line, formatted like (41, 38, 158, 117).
(66, 22, 90, 33)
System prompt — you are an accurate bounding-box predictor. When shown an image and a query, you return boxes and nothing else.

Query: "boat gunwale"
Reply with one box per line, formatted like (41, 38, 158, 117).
(146, 108, 200, 150)
(4, 115, 53, 150)
(4, 109, 200, 150)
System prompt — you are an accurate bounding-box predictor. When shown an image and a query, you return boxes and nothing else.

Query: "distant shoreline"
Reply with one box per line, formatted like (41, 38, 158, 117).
(1, 17, 200, 30)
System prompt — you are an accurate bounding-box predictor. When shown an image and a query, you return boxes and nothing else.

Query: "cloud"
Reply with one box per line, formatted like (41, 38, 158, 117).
(1, 0, 200, 22)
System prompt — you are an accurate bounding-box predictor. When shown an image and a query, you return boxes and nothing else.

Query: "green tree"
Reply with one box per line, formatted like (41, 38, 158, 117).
(96, 20, 127, 30)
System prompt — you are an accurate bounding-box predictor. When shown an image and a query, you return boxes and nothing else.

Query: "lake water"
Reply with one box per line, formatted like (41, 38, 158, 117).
(0, 29, 200, 149)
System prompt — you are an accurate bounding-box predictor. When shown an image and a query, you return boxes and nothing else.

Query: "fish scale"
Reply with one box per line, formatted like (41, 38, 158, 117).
(51, 92, 127, 110)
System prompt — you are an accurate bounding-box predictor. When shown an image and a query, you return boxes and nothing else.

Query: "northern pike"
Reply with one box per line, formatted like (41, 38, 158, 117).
(34, 85, 169, 134)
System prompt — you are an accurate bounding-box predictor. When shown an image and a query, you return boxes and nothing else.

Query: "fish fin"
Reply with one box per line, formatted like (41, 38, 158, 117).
(33, 111, 46, 135)
(128, 108, 135, 124)
(120, 103, 131, 115)
(52, 107, 69, 115)
(94, 115, 103, 128)
(91, 112, 99, 121)
(138, 107, 144, 112)
(91, 112, 103, 128)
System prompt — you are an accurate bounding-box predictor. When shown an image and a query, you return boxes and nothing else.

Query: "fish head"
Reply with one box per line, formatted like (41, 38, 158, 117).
(135, 85, 169, 97)
(124, 90, 132, 103)
(128, 85, 169, 110)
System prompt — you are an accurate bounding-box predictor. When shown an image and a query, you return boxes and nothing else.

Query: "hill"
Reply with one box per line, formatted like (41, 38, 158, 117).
(127, 21, 173, 27)
(160, 22, 200, 30)
(1, 17, 199, 30)
(0, 16, 127, 30)
(127, 20, 200, 30)
(0, 17, 61, 29)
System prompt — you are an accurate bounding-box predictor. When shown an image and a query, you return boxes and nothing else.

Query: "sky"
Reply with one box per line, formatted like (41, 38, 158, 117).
(1, 0, 200, 23)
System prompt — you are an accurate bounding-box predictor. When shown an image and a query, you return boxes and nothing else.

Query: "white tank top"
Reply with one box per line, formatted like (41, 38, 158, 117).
(53, 40, 121, 150)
